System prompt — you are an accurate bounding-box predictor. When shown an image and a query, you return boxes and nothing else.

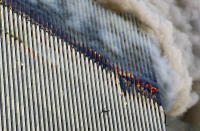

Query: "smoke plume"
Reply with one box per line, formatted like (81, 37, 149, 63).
(96, 0, 200, 116)
(32, 0, 200, 116)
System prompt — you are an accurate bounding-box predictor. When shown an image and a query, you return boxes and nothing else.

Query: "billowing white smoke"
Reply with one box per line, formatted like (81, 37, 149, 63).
(33, 0, 200, 116)
(96, 0, 200, 116)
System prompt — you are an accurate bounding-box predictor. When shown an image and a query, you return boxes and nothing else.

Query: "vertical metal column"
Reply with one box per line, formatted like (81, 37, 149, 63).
(0, 2, 167, 131)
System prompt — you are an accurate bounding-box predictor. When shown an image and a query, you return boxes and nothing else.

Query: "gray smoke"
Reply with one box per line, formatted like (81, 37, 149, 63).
(95, 0, 200, 116)
(30, 0, 200, 116)
(35, 0, 157, 80)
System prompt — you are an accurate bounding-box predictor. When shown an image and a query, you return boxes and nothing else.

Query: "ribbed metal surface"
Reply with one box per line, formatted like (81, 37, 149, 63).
(3, 0, 158, 85)
(0, 3, 166, 131)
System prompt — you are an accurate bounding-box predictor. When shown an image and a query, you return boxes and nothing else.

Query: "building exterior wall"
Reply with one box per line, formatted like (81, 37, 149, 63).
(0, 1, 166, 131)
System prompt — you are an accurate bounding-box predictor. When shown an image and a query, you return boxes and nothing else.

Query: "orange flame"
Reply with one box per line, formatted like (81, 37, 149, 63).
(128, 73, 132, 80)
(137, 78, 140, 87)
(142, 82, 145, 89)
(94, 51, 97, 58)
(150, 84, 159, 94)
(128, 73, 131, 77)
(98, 54, 101, 60)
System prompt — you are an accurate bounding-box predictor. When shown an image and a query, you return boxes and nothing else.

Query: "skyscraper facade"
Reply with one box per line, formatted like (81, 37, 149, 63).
(0, 0, 166, 130)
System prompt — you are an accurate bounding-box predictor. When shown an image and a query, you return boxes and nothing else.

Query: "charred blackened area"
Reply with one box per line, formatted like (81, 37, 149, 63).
(118, 74, 161, 104)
